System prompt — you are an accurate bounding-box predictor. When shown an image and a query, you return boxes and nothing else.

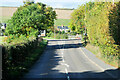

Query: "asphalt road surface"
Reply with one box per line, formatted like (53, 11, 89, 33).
(23, 39, 120, 80)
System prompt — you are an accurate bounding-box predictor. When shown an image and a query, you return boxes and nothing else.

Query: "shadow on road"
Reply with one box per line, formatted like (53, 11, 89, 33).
(22, 40, 120, 80)
(47, 39, 83, 49)
(47, 43, 83, 49)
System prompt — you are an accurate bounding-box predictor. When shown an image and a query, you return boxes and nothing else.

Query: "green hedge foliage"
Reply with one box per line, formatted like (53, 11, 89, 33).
(70, 2, 120, 58)
(5, 2, 56, 41)
(46, 31, 68, 39)
(2, 38, 47, 79)
(86, 2, 120, 56)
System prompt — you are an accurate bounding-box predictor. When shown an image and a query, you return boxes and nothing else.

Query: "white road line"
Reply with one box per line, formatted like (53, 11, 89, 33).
(65, 68, 68, 74)
(61, 63, 69, 67)
(64, 64, 69, 67)
(65, 64, 69, 67)
(67, 76, 70, 80)
(63, 59, 65, 62)
(58, 40, 71, 80)
(80, 48, 118, 79)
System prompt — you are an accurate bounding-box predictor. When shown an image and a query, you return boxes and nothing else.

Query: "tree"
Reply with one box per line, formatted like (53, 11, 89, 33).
(23, 0, 34, 4)
(5, 2, 56, 39)
(45, 7, 57, 31)
(69, 4, 85, 34)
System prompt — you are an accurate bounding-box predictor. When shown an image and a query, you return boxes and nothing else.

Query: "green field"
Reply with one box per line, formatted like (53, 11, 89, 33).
(0, 17, 71, 26)
(54, 19, 70, 26)
(0, 16, 11, 23)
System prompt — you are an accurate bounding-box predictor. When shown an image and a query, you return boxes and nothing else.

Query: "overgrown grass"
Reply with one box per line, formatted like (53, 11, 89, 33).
(85, 43, 118, 68)
(54, 19, 70, 26)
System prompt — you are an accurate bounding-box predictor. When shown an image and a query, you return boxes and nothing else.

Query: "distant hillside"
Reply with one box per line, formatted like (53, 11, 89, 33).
(55, 8, 74, 19)
(0, 7, 74, 21)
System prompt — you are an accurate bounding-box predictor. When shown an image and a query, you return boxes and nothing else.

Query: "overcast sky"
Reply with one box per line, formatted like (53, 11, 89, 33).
(0, 0, 94, 9)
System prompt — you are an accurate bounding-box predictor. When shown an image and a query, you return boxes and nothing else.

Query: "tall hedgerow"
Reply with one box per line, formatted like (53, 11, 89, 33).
(69, 2, 95, 35)
(70, 2, 120, 60)
(86, 2, 120, 56)
(69, 4, 85, 34)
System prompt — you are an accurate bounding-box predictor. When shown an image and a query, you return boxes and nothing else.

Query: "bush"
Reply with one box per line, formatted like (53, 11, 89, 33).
(55, 34, 61, 39)
(61, 31, 65, 34)
(70, 32, 77, 35)
(46, 31, 68, 39)
(2, 38, 47, 79)
(86, 2, 120, 56)
(5, 2, 56, 42)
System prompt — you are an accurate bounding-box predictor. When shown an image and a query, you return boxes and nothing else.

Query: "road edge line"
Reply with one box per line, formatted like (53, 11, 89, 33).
(80, 48, 118, 79)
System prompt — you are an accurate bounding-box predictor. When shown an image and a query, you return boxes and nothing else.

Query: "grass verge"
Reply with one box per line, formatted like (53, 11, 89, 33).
(20, 40, 48, 77)
(85, 43, 118, 68)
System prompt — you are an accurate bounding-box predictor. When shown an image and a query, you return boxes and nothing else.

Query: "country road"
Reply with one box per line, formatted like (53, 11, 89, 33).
(23, 39, 119, 80)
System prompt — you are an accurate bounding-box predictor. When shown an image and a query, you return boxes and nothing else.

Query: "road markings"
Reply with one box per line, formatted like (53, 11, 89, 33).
(65, 68, 68, 74)
(65, 68, 70, 80)
(61, 63, 69, 67)
(80, 48, 118, 79)
(65, 64, 69, 67)
(63, 58, 65, 62)
(67, 76, 70, 80)
(58, 40, 70, 80)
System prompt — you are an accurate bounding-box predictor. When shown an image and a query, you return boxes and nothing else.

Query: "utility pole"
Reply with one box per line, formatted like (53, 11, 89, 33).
(84, 3, 87, 44)
(54, 25, 55, 39)
(113, 0, 114, 5)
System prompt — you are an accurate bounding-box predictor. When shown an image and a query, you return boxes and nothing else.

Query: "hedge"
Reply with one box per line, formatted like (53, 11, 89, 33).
(2, 38, 47, 79)
(86, 2, 120, 57)
(70, 2, 120, 66)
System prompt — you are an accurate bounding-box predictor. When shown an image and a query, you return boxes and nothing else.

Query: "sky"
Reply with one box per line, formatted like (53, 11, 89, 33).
(0, 0, 94, 9)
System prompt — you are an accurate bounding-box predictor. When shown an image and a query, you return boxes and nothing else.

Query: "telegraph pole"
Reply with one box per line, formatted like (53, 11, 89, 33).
(113, 0, 114, 5)
(54, 25, 55, 39)
(84, 3, 87, 44)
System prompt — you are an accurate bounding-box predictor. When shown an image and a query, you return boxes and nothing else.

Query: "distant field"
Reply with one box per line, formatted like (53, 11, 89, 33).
(54, 19, 71, 26)
(0, 16, 11, 23)
(0, 17, 71, 29)
(0, 17, 71, 27)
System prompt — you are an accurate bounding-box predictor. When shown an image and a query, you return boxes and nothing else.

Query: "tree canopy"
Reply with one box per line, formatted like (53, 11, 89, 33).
(5, 1, 56, 38)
